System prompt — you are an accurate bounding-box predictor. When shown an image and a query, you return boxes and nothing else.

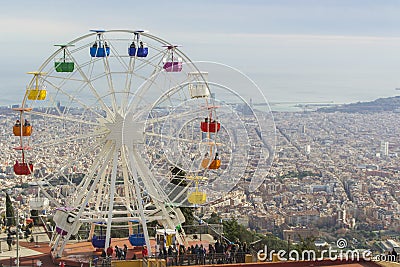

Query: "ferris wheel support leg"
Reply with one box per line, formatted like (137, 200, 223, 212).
(128, 147, 174, 252)
(129, 147, 188, 246)
(105, 150, 119, 248)
(88, 223, 95, 240)
(133, 175, 152, 256)
(57, 142, 115, 257)
(51, 235, 61, 257)
(121, 152, 135, 221)
(49, 229, 57, 247)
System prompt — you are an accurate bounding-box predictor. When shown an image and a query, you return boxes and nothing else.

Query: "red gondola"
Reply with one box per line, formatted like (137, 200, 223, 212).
(200, 119, 220, 133)
(14, 160, 33, 175)
(12, 107, 33, 176)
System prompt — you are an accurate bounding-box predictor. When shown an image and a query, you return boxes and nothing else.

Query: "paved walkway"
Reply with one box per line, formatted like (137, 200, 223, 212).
(0, 226, 53, 266)
(0, 228, 214, 266)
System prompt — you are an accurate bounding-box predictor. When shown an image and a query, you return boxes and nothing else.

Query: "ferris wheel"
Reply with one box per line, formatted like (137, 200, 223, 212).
(11, 29, 276, 257)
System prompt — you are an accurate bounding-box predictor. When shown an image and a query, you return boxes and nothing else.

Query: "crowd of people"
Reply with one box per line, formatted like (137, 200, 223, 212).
(97, 240, 251, 266)
(102, 244, 129, 260)
(157, 240, 250, 265)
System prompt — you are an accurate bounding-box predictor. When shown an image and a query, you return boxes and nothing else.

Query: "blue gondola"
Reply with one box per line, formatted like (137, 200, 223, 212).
(129, 233, 146, 246)
(92, 235, 108, 249)
(89, 30, 110, 58)
(128, 219, 146, 246)
(137, 47, 148, 57)
(128, 31, 149, 57)
(128, 45, 136, 57)
(128, 46, 148, 57)
(91, 221, 109, 248)
(90, 45, 110, 57)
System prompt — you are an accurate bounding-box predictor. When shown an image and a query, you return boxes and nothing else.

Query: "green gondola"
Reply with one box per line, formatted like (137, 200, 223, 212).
(54, 44, 74, 72)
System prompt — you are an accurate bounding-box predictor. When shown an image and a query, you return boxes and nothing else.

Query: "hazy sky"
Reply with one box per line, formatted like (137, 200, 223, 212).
(2, 0, 400, 105)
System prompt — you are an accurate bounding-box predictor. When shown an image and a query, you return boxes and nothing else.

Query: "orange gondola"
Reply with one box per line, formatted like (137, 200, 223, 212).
(201, 153, 221, 170)
(13, 125, 32, 136)
(201, 159, 221, 170)
(13, 120, 32, 137)
(208, 159, 221, 170)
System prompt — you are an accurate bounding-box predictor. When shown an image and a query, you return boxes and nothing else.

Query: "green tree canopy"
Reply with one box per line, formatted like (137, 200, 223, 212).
(6, 193, 15, 226)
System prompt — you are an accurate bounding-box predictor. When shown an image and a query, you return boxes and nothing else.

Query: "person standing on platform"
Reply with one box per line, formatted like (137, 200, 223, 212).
(6, 234, 12, 251)
(142, 245, 148, 258)
(106, 245, 114, 258)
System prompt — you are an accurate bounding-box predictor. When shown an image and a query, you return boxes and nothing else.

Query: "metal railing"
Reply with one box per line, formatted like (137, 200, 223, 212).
(158, 252, 249, 266)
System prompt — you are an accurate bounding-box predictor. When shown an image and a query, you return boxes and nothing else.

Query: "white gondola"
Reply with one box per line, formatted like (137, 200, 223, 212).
(53, 209, 81, 236)
(29, 197, 49, 210)
(188, 72, 210, 98)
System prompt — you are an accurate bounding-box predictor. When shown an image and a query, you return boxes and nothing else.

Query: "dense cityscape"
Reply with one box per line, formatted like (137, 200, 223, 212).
(0, 96, 399, 257)
(202, 99, 400, 252)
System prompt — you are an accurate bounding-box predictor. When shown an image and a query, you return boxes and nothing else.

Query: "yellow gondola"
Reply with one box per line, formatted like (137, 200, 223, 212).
(188, 191, 207, 204)
(187, 176, 207, 205)
(27, 72, 47, 100)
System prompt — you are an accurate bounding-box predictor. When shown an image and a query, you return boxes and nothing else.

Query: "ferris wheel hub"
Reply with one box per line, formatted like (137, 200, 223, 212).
(103, 112, 144, 147)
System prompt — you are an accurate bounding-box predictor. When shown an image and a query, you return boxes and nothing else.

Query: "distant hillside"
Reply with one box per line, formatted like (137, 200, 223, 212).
(318, 96, 400, 113)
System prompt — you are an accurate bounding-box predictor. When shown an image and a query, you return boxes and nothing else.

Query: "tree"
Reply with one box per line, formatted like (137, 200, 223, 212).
(170, 166, 188, 186)
(222, 219, 256, 244)
(180, 207, 195, 226)
(206, 212, 221, 224)
(295, 235, 318, 259)
(222, 219, 240, 242)
(5, 193, 15, 226)
(258, 233, 291, 253)
(169, 166, 193, 227)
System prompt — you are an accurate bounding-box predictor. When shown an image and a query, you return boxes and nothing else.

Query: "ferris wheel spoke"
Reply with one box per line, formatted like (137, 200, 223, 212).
(35, 137, 107, 199)
(122, 52, 165, 113)
(121, 57, 137, 113)
(129, 147, 170, 203)
(72, 58, 114, 119)
(131, 46, 165, 73)
(108, 41, 130, 70)
(104, 147, 119, 244)
(93, 170, 108, 213)
(74, 140, 115, 207)
(102, 57, 118, 114)
(38, 131, 106, 149)
(42, 76, 109, 120)
(145, 108, 206, 124)
(121, 147, 138, 215)
(145, 132, 198, 144)
(29, 110, 100, 126)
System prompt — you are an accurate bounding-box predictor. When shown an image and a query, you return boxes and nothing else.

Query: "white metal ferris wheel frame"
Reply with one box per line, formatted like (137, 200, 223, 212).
(14, 29, 276, 259)
(15, 29, 218, 257)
